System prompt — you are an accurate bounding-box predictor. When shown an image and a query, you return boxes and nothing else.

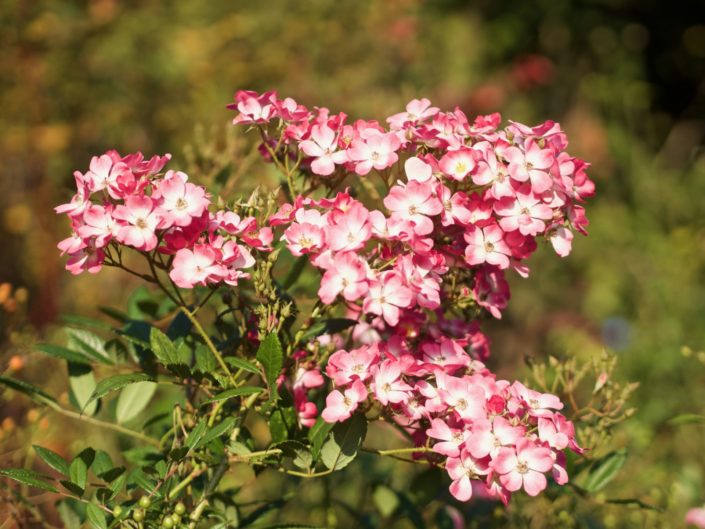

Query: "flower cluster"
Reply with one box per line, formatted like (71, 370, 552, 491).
(57, 89, 594, 506)
(55, 151, 271, 285)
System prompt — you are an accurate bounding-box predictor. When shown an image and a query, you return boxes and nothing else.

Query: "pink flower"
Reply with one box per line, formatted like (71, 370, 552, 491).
(466, 417, 523, 459)
(372, 360, 412, 406)
(326, 346, 378, 385)
(446, 449, 490, 501)
(154, 172, 211, 227)
(472, 146, 514, 199)
(492, 439, 553, 496)
(436, 373, 487, 422)
(327, 203, 371, 252)
(321, 380, 368, 423)
(65, 241, 104, 275)
(387, 98, 439, 129)
(464, 224, 512, 269)
(549, 225, 573, 257)
(318, 252, 369, 304)
(686, 507, 705, 528)
(438, 186, 473, 227)
(384, 180, 443, 235)
(426, 418, 469, 457)
(299, 124, 347, 176)
(78, 205, 120, 248)
(493, 189, 553, 237)
(112, 196, 162, 251)
(169, 244, 227, 288)
(504, 139, 555, 193)
(229, 90, 277, 124)
(83, 154, 130, 198)
(282, 222, 325, 256)
(55, 172, 92, 218)
(362, 272, 413, 326)
(439, 149, 475, 181)
(347, 132, 401, 175)
(512, 381, 563, 417)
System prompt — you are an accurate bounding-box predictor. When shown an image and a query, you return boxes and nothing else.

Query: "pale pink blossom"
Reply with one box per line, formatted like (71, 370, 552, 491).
(493, 439, 553, 496)
(321, 380, 368, 423)
(112, 196, 162, 251)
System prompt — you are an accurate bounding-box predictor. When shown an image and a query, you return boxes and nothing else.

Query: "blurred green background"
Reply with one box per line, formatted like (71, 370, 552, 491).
(1, 0, 705, 527)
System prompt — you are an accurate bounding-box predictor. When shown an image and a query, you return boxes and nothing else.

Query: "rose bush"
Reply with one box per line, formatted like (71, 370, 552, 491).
(2, 90, 625, 528)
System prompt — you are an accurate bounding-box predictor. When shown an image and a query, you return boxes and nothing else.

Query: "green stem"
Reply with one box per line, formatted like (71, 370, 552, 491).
(180, 306, 236, 387)
(168, 466, 206, 500)
(44, 400, 159, 447)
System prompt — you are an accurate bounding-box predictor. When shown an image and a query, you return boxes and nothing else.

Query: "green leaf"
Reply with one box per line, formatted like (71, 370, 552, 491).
(0, 468, 57, 493)
(98, 305, 129, 324)
(582, 449, 627, 493)
(202, 386, 263, 405)
(61, 314, 111, 330)
(669, 413, 705, 425)
(150, 327, 179, 365)
(86, 503, 107, 529)
(320, 413, 367, 471)
(33, 445, 70, 475)
(69, 447, 95, 492)
(256, 333, 283, 397)
(0, 375, 56, 405)
(35, 343, 92, 366)
(307, 417, 335, 461)
(196, 417, 238, 449)
(300, 319, 357, 341)
(195, 343, 218, 374)
(66, 328, 112, 365)
(92, 451, 114, 477)
(68, 363, 98, 416)
(56, 499, 82, 529)
(116, 381, 157, 423)
(87, 373, 154, 408)
(373, 484, 399, 517)
(224, 356, 260, 374)
(275, 441, 313, 470)
(185, 419, 208, 449)
(60, 480, 85, 497)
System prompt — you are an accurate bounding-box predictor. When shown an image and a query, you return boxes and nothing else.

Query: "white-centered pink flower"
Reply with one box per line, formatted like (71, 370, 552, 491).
(492, 439, 553, 496)
(464, 224, 512, 269)
(384, 180, 443, 235)
(439, 149, 476, 181)
(318, 252, 369, 304)
(169, 244, 227, 288)
(321, 379, 368, 423)
(493, 189, 553, 236)
(362, 272, 413, 326)
(372, 360, 412, 406)
(154, 172, 211, 227)
(112, 196, 162, 251)
(446, 449, 490, 501)
(299, 124, 347, 176)
(504, 139, 555, 193)
(347, 132, 401, 175)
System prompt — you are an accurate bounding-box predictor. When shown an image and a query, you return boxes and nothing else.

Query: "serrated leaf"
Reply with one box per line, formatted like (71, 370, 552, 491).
(35, 344, 92, 366)
(149, 327, 179, 365)
(0, 375, 56, 405)
(196, 417, 237, 449)
(195, 343, 218, 374)
(202, 386, 263, 405)
(87, 373, 154, 408)
(320, 413, 367, 471)
(86, 503, 107, 529)
(34, 445, 70, 476)
(69, 447, 95, 492)
(68, 363, 98, 416)
(300, 319, 357, 341)
(0, 468, 57, 493)
(583, 449, 627, 493)
(275, 441, 312, 470)
(116, 381, 157, 423)
(66, 328, 112, 365)
(224, 357, 260, 374)
(256, 333, 283, 398)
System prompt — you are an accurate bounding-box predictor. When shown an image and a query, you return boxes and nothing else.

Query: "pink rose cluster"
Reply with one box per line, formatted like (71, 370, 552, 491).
(55, 151, 272, 286)
(229, 90, 593, 503)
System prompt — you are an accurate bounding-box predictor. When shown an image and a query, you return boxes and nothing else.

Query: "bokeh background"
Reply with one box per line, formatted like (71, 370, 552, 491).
(2, 0, 705, 527)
